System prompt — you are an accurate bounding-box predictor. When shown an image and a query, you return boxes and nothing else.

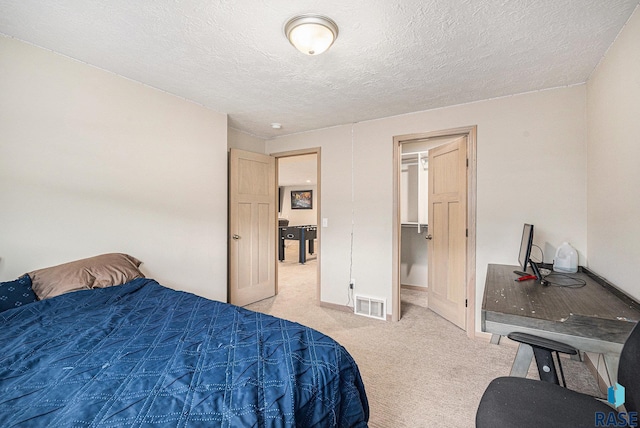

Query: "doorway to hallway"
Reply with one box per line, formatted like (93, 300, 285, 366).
(273, 149, 321, 304)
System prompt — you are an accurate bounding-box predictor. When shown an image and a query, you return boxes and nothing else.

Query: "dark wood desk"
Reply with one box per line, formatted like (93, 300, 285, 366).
(482, 264, 640, 382)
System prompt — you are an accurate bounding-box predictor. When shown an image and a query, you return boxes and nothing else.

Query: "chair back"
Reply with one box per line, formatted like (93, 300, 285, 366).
(618, 321, 640, 413)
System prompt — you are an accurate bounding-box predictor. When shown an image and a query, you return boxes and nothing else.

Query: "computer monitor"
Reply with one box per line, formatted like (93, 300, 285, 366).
(518, 223, 542, 280)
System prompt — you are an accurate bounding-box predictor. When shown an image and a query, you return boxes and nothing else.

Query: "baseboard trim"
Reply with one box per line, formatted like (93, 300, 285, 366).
(474, 331, 520, 348)
(401, 284, 428, 292)
(474, 331, 494, 342)
(319, 300, 351, 312)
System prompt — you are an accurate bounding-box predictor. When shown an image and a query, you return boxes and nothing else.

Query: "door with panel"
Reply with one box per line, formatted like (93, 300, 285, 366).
(427, 136, 467, 329)
(229, 149, 276, 306)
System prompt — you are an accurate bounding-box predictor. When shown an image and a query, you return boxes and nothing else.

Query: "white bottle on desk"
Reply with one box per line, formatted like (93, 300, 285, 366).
(553, 242, 578, 273)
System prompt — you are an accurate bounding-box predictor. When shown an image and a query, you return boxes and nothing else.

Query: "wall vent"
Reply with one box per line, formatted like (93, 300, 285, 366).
(354, 295, 386, 320)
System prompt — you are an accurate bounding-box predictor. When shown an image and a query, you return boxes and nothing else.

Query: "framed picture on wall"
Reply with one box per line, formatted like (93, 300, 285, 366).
(291, 190, 313, 210)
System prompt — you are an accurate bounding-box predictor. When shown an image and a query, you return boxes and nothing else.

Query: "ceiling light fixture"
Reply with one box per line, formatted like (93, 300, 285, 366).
(284, 14, 338, 56)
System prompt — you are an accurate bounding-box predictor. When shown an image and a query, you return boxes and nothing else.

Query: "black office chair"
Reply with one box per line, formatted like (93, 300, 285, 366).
(476, 321, 640, 427)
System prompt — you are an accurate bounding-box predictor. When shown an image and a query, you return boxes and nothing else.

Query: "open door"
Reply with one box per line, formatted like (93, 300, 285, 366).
(427, 136, 467, 329)
(229, 149, 276, 306)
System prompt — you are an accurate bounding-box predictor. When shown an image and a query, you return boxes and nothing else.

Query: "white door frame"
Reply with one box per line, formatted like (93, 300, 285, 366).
(270, 147, 321, 302)
(392, 126, 477, 339)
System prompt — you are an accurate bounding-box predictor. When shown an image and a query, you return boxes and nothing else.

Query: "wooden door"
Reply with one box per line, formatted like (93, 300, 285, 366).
(427, 137, 467, 329)
(229, 149, 276, 306)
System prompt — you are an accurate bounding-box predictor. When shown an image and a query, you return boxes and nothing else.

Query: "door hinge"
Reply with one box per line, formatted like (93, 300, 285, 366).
(466, 158, 469, 167)
(466, 228, 468, 237)
(465, 299, 468, 308)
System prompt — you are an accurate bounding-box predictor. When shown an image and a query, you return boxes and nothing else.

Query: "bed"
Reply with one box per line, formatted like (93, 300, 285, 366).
(0, 254, 369, 427)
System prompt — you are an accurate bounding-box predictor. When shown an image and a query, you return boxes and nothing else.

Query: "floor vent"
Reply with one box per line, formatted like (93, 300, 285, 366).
(354, 295, 386, 320)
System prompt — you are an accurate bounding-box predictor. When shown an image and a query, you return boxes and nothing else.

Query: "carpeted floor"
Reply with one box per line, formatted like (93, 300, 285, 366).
(246, 242, 603, 427)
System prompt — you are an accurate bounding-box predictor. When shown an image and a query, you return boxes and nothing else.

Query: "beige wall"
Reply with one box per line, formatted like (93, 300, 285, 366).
(0, 36, 229, 302)
(587, 7, 640, 300)
(279, 186, 318, 226)
(266, 86, 588, 329)
(228, 127, 266, 153)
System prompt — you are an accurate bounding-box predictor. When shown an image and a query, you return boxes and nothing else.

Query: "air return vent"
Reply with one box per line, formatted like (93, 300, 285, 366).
(354, 295, 386, 320)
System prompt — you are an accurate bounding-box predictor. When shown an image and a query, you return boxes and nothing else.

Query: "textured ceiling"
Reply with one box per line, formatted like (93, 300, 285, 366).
(1, 1, 638, 139)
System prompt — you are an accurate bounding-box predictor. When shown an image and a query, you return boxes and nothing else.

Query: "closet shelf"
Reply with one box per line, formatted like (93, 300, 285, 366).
(401, 222, 428, 228)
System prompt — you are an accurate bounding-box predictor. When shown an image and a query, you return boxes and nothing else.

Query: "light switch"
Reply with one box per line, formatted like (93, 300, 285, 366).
(322, 218, 328, 227)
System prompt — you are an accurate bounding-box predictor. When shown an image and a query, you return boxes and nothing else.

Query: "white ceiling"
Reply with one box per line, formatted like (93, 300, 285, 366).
(1, 1, 638, 140)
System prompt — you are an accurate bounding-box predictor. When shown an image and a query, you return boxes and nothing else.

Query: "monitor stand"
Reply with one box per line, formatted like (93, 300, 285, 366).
(530, 261, 543, 283)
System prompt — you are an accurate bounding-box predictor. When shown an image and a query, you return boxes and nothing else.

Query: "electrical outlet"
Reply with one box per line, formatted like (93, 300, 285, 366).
(349, 279, 355, 289)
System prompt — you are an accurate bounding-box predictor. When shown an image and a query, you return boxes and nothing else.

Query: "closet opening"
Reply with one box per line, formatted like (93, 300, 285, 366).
(400, 149, 430, 313)
(392, 127, 477, 339)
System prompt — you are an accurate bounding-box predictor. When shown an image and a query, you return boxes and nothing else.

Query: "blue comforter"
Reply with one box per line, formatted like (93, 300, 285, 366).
(0, 278, 369, 427)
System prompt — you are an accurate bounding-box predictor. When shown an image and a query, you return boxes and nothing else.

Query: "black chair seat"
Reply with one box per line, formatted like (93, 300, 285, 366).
(476, 377, 614, 428)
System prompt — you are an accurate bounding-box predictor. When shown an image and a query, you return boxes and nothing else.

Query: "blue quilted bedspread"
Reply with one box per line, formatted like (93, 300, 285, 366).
(0, 278, 369, 427)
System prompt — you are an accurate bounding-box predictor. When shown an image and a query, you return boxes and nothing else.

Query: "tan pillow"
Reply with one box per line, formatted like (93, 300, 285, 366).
(29, 253, 144, 300)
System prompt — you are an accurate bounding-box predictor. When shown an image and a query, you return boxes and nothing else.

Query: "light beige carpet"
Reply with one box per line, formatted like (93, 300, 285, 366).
(246, 242, 603, 427)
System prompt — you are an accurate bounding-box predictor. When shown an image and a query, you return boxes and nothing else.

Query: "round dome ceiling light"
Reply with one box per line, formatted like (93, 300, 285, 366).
(284, 14, 339, 56)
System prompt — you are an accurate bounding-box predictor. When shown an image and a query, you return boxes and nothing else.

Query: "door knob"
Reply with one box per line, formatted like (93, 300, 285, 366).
(232, 234, 240, 240)
(425, 234, 433, 240)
